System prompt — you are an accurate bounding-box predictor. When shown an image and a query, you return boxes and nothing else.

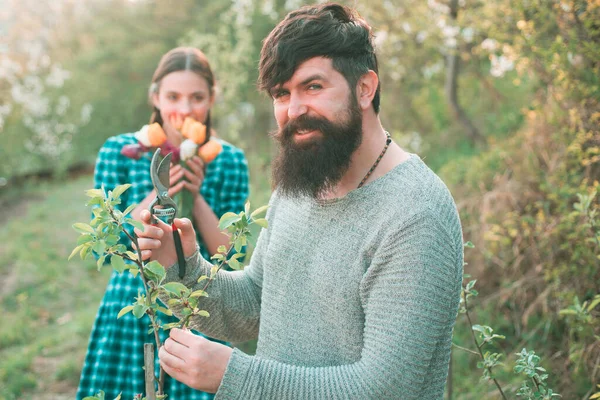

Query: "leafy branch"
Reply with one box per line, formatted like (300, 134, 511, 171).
(72, 184, 268, 399)
(455, 242, 560, 399)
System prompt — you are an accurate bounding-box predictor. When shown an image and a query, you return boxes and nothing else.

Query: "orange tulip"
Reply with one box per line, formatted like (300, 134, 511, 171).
(198, 139, 222, 163)
(181, 117, 207, 145)
(147, 123, 167, 147)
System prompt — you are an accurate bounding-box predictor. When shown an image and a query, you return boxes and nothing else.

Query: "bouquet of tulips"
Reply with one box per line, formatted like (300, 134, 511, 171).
(121, 115, 222, 221)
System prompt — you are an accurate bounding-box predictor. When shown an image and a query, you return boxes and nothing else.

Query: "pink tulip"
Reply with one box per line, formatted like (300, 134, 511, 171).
(121, 143, 144, 160)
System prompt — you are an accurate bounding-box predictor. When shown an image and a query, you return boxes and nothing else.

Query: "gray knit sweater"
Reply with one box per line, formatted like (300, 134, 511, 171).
(163, 154, 464, 399)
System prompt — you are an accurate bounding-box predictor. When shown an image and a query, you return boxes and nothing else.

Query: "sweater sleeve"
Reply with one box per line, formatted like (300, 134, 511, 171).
(215, 209, 463, 400)
(160, 195, 274, 343)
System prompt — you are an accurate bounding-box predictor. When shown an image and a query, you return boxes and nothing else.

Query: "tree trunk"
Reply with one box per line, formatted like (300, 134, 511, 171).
(445, 0, 485, 145)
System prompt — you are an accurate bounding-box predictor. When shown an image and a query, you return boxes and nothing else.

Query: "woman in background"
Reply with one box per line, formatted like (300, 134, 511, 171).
(77, 47, 249, 400)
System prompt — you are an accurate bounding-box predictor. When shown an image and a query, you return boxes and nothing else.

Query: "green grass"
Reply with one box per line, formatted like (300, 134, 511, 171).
(0, 175, 111, 400)
(0, 171, 268, 399)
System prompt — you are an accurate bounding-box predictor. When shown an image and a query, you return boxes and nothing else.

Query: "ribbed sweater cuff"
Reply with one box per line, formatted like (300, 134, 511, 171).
(216, 348, 253, 399)
(164, 246, 207, 286)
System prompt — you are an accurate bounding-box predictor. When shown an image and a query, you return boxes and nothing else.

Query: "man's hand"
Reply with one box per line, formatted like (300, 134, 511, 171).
(159, 328, 232, 393)
(135, 209, 197, 266)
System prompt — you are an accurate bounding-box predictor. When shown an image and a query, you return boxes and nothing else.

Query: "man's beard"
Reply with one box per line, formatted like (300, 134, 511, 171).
(270, 95, 363, 199)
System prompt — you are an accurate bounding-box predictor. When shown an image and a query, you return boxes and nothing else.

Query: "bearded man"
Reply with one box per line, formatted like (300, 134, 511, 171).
(137, 3, 464, 399)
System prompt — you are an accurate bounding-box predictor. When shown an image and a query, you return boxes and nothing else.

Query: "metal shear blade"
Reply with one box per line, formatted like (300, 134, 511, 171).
(148, 148, 187, 278)
(149, 149, 177, 224)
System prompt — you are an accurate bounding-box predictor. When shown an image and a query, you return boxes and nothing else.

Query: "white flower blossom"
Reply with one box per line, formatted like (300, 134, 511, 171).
(134, 125, 152, 147)
(481, 38, 498, 52)
(46, 64, 71, 87)
(373, 30, 389, 48)
(180, 139, 198, 161)
(490, 54, 514, 77)
(416, 31, 428, 44)
(423, 61, 444, 79)
(56, 96, 70, 116)
(80, 103, 93, 124)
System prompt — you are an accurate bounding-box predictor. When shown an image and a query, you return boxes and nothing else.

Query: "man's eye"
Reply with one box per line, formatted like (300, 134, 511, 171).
(273, 90, 289, 99)
(167, 94, 178, 101)
(307, 84, 322, 90)
(193, 95, 204, 102)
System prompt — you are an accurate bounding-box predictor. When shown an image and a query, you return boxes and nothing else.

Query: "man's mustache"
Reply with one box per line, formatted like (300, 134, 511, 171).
(275, 115, 335, 142)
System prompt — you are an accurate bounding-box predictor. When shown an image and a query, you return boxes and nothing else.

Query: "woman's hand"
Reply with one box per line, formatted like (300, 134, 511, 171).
(159, 328, 232, 393)
(135, 209, 198, 266)
(168, 156, 206, 198)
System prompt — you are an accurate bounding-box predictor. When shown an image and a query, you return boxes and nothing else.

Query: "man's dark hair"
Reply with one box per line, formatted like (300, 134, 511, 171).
(258, 3, 381, 113)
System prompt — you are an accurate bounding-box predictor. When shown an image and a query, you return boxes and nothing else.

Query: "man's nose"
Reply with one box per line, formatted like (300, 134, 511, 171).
(287, 95, 307, 120)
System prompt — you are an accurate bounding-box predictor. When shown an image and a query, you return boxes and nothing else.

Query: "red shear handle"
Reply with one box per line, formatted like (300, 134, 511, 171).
(172, 223, 186, 279)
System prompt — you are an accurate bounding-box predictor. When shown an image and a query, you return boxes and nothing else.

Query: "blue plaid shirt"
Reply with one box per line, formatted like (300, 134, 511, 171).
(77, 133, 249, 400)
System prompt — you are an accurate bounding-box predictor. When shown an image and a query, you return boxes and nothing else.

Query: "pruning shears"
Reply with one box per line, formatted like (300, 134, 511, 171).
(149, 148, 186, 278)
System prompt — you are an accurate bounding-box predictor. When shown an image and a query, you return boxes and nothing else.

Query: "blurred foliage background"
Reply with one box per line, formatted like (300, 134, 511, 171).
(0, 0, 598, 398)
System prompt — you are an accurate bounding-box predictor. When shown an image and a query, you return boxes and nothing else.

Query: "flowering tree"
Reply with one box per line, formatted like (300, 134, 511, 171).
(0, 0, 92, 178)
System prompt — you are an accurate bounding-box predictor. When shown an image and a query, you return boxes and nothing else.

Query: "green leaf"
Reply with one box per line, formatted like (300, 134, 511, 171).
(586, 296, 600, 312)
(190, 290, 208, 298)
(97, 255, 106, 271)
(111, 184, 132, 199)
(234, 236, 244, 253)
(466, 280, 477, 291)
(161, 282, 188, 296)
(157, 306, 173, 316)
(250, 205, 269, 218)
(217, 245, 227, 254)
(105, 235, 120, 247)
(77, 234, 94, 245)
(80, 245, 92, 260)
(244, 201, 251, 216)
(124, 218, 144, 231)
(69, 245, 84, 261)
(464, 241, 475, 248)
(92, 240, 106, 255)
(162, 322, 180, 330)
(252, 218, 268, 229)
(218, 212, 241, 230)
(129, 266, 139, 278)
(145, 261, 166, 281)
(196, 310, 210, 317)
(167, 299, 180, 307)
(228, 258, 241, 270)
(211, 253, 225, 261)
(132, 303, 148, 319)
(85, 188, 105, 198)
(197, 275, 208, 283)
(123, 203, 137, 217)
(117, 305, 134, 319)
(73, 223, 95, 234)
(111, 255, 127, 273)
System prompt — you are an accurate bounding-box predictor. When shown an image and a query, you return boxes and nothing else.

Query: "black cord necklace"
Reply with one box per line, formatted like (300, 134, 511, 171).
(357, 131, 392, 189)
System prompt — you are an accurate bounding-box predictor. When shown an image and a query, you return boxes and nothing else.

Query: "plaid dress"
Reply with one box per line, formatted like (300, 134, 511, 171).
(77, 133, 249, 400)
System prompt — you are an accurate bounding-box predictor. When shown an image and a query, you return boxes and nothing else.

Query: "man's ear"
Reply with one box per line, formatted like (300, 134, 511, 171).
(356, 70, 379, 110)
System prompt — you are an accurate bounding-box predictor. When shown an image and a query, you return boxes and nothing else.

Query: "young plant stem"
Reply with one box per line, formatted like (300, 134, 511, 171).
(111, 208, 165, 395)
(452, 342, 479, 356)
(463, 293, 508, 400)
(177, 239, 238, 329)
